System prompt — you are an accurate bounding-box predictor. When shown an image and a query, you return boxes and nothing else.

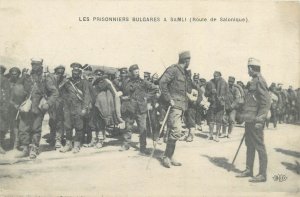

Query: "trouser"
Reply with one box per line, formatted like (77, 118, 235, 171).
(82, 115, 92, 144)
(18, 112, 44, 147)
(164, 108, 184, 158)
(48, 100, 64, 143)
(94, 108, 106, 141)
(0, 109, 8, 147)
(123, 112, 147, 149)
(244, 122, 268, 177)
(222, 109, 236, 134)
(64, 108, 84, 143)
(147, 108, 160, 140)
(266, 108, 277, 128)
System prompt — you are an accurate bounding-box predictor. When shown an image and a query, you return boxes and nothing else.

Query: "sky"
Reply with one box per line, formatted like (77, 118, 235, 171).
(0, 0, 299, 88)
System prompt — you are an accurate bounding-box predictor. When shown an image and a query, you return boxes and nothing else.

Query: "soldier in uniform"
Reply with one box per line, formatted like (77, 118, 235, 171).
(221, 76, 241, 138)
(48, 65, 66, 148)
(266, 83, 279, 128)
(120, 64, 158, 155)
(7, 67, 22, 149)
(287, 86, 297, 124)
(193, 73, 204, 131)
(159, 51, 190, 168)
(0, 65, 10, 154)
(16, 58, 59, 159)
(236, 58, 271, 183)
(60, 63, 91, 153)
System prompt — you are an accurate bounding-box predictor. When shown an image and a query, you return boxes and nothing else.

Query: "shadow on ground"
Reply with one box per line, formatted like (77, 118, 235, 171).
(275, 148, 300, 158)
(281, 161, 300, 175)
(202, 155, 242, 173)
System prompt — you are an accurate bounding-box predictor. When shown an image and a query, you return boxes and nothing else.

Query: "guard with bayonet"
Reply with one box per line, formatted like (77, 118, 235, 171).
(15, 58, 59, 159)
(236, 58, 271, 183)
(159, 51, 190, 168)
(60, 63, 91, 154)
(120, 64, 158, 155)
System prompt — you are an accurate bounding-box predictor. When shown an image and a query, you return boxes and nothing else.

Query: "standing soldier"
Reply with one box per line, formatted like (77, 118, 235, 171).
(266, 83, 279, 128)
(159, 51, 190, 168)
(60, 63, 91, 153)
(221, 76, 242, 138)
(7, 67, 22, 149)
(120, 64, 158, 155)
(193, 73, 204, 131)
(0, 65, 10, 154)
(16, 58, 59, 159)
(287, 86, 297, 124)
(236, 58, 271, 182)
(48, 65, 66, 149)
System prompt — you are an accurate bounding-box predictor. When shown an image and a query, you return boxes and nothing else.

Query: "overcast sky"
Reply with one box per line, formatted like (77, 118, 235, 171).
(0, 0, 299, 88)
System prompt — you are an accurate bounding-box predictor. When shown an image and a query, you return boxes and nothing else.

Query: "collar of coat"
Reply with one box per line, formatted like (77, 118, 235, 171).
(175, 64, 186, 75)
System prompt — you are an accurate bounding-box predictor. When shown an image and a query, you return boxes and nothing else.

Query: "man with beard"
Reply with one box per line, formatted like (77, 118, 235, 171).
(221, 76, 241, 138)
(237, 58, 271, 183)
(48, 65, 66, 149)
(0, 65, 10, 154)
(60, 63, 91, 153)
(120, 64, 158, 155)
(7, 67, 22, 149)
(15, 58, 59, 159)
(159, 51, 190, 168)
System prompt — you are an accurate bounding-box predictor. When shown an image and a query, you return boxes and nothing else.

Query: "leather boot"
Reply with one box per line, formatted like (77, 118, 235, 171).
(186, 128, 194, 142)
(162, 142, 173, 168)
(72, 141, 81, 154)
(15, 146, 29, 158)
(60, 140, 73, 153)
(0, 138, 5, 154)
(249, 174, 267, 183)
(169, 142, 182, 166)
(162, 156, 171, 168)
(236, 168, 253, 178)
(29, 144, 39, 159)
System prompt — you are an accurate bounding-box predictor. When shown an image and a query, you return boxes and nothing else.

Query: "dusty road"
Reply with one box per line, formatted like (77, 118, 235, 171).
(0, 122, 299, 196)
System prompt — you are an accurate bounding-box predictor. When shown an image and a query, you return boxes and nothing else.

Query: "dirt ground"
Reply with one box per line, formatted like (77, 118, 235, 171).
(0, 120, 300, 196)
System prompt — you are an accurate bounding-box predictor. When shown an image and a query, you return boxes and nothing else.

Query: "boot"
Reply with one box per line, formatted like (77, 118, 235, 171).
(170, 157, 182, 166)
(0, 139, 5, 154)
(60, 140, 73, 153)
(236, 168, 253, 178)
(249, 174, 267, 183)
(72, 141, 81, 154)
(208, 123, 214, 140)
(139, 147, 151, 155)
(186, 128, 194, 142)
(169, 142, 182, 166)
(162, 142, 173, 168)
(55, 139, 62, 149)
(214, 124, 221, 142)
(15, 146, 29, 158)
(162, 156, 171, 168)
(29, 144, 39, 159)
(95, 140, 104, 149)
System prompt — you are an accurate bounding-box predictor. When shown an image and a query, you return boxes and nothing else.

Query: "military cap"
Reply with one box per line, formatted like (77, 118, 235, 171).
(193, 73, 200, 79)
(0, 65, 6, 74)
(70, 62, 82, 70)
(213, 71, 222, 77)
(228, 76, 235, 82)
(54, 65, 65, 72)
(129, 64, 139, 72)
(119, 67, 128, 75)
(248, 57, 261, 72)
(82, 64, 92, 71)
(237, 81, 244, 86)
(31, 58, 43, 65)
(179, 51, 191, 60)
(200, 78, 206, 83)
(144, 72, 151, 77)
(94, 69, 104, 75)
(9, 67, 21, 75)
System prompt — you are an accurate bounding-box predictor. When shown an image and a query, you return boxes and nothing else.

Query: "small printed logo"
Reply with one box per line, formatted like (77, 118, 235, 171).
(272, 174, 288, 182)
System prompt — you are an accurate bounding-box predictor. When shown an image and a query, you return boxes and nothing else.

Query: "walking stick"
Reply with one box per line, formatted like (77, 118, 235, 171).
(147, 109, 155, 147)
(228, 132, 246, 172)
(146, 105, 171, 169)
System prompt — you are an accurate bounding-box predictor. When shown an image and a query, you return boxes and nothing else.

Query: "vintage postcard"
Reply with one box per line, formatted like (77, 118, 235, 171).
(0, 0, 299, 196)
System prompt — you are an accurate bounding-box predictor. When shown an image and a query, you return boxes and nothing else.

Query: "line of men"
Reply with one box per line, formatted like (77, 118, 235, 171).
(0, 52, 300, 175)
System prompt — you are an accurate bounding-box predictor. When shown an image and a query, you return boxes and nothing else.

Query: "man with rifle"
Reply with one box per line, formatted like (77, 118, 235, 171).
(15, 58, 59, 159)
(60, 63, 91, 154)
(159, 51, 190, 168)
(236, 58, 271, 183)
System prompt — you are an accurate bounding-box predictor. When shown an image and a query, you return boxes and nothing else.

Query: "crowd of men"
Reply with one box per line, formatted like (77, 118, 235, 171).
(0, 51, 300, 182)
